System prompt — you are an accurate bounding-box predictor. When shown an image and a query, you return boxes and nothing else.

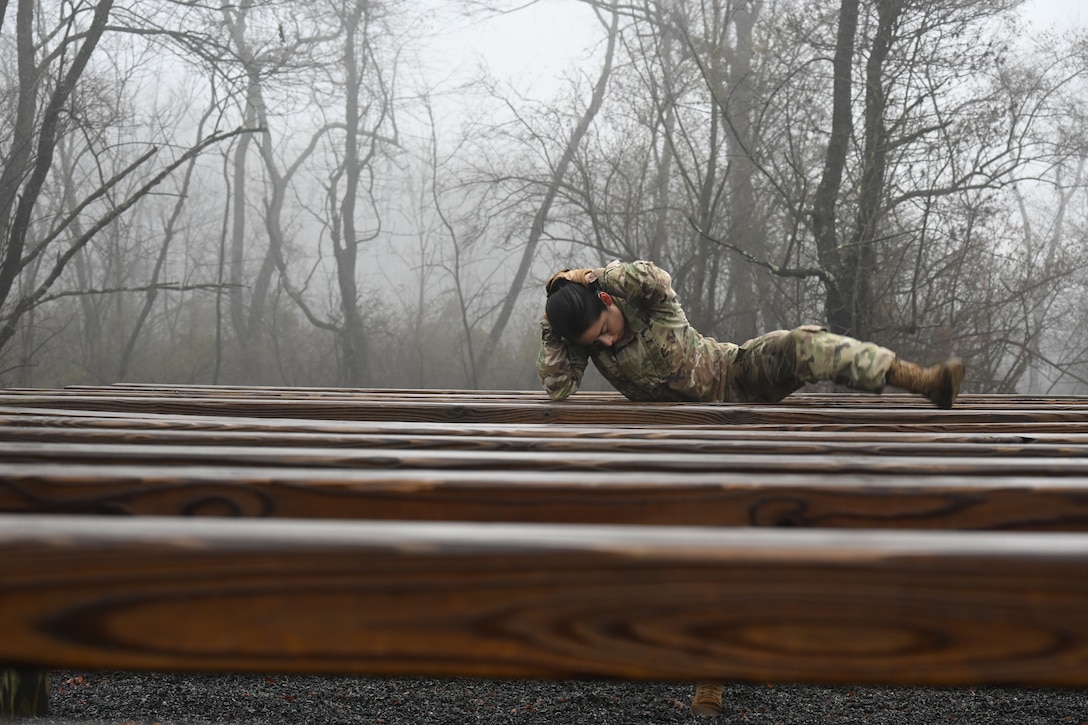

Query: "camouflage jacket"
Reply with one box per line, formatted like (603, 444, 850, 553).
(537, 260, 738, 402)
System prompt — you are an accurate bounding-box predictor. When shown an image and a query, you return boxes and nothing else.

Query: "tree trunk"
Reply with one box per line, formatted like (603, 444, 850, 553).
(332, 0, 371, 387)
(723, 0, 761, 341)
(0, 0, 114, 316)
(811, 0, 860, 335)
(223, 2, 279, 381)
(647, 6, 676, 265)
(844, 0, 902, 340)
(477, 1, 620, 376)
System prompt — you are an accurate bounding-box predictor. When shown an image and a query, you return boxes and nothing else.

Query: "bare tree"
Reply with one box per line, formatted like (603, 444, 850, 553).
(0, 0, 117, 350)
(231, 0, 404, 388)
(475, 0, 621, 375)
(324, 0, 398, 386)
(219, 0, 308, 381)
(0, 0, 248, 382)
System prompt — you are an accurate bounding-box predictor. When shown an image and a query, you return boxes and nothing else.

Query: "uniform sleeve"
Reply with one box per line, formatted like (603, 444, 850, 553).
(537, 315, 590, 401)
(597, 260, 678, 310)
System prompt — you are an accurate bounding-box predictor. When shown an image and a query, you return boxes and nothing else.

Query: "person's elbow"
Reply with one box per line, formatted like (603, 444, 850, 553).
(540, 373, 578, 401)
(546, 385, 574, 401)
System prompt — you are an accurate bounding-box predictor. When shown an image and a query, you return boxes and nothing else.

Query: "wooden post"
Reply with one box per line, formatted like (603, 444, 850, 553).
(0, 669, 49, 718)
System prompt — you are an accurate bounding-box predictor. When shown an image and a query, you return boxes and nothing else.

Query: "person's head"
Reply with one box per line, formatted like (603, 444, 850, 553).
(545, 281, 626, 347)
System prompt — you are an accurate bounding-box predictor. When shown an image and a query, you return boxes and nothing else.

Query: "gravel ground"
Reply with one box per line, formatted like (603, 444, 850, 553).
(15, 672, 1088, 724)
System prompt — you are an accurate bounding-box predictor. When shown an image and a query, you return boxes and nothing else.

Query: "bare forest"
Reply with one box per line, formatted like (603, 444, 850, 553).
(2, 0, 1087, 393)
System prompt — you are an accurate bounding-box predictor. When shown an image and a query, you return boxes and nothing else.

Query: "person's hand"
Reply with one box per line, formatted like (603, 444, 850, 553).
(545, 268, 596, 296)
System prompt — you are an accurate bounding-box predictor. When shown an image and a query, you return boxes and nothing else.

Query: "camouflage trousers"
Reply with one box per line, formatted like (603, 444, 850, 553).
(725, 325, 896, 404)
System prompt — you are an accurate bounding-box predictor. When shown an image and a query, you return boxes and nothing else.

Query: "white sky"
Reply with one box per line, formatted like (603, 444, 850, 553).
(1021, 0, 1083, 28)
(420, 0, 603, 101)
(424, 0, 1084, 106)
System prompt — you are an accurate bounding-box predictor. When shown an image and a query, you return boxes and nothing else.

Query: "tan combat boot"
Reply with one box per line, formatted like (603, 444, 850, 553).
(885, 357, 965, 409)
(691, 681, 724, 717)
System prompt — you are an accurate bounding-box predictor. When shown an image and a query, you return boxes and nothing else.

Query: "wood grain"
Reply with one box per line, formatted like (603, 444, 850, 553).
(4, 515, 1088, 685)
(7, 439, 1088, 475)
(4, 391, 1088, 426)
(4, 425, 1088, 456)
(7, 404, 1088, 434)
(5, 385, 1088, 695)
(4, 461, 1088, 529)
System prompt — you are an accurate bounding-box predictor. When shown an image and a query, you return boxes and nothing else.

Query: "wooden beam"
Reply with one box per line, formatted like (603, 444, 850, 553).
(4, 515, 1088, 686)
(4, 462, 1088, 530)
(6, 404, 1088, 435)
(3, 392, 1088, 426)
(3, 424, 1088, 456)
(6, 439, 1088, 476)
(31, 385, 1088, 408)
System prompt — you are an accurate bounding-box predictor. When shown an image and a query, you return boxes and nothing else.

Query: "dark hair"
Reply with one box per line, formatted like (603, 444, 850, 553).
(546, 281, 606, 342)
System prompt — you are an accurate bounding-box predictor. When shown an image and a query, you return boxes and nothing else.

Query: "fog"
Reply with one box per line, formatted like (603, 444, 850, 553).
(1, 0, 1087, 393)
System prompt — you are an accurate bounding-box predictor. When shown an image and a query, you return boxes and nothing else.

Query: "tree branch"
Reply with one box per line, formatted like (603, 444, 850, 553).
(0, 127, 254, 352)
(688, 217, 830, 283)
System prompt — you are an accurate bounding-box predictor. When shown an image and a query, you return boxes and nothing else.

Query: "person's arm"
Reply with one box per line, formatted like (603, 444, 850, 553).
(598, 260, 678, 311)
(537, 315, 590, 401)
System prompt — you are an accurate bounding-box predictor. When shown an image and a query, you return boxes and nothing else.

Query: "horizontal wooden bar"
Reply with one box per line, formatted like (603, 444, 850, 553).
(0, 407, 1083, 440)
(3, 423, 1088, 457)
(3, 440, 1088, 476)
(34, 385, 1088, 408)
(4, 515, 1088, 686)
(7, 404, 1088, 435)
(8, 388, 1084, 412)
(4, 462, 1088, 530)
(3, 393, 1088, 427)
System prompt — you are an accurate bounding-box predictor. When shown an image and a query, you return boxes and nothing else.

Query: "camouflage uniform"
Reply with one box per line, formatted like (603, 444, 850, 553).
(537, 260, 896, 403)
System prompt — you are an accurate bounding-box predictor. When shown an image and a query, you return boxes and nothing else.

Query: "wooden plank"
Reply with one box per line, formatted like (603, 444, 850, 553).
(4, 393, 1088, 426)
(3, 440, 1088, 476)
(6, 403, 1088, 435)
(4, 423, 1088, 457)
(30, 390, 1088, 422)
(0, 406, 1084, 441)
(4, 515, 1088, 686)
(4, 462, 1088, 530)
(2, 387, 1079, 409)
(39, 385, 1088, 408)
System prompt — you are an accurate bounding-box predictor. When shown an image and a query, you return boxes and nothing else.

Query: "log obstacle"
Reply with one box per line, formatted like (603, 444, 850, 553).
(3, 385, 1088, 717)
(6, 516, 1088, 685)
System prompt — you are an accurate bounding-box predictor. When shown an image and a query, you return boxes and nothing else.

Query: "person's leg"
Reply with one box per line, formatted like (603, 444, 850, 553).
(724, 329, 799, 403)
(727, 325, 892, 402)
(727, 325, 963, 407)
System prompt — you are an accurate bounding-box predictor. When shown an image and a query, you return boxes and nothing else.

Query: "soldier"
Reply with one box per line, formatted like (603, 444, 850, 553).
(538, 259, 964, 410)
(538, 260, 965, 717)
